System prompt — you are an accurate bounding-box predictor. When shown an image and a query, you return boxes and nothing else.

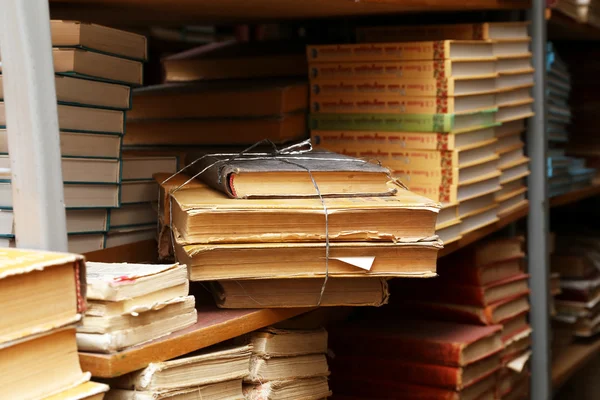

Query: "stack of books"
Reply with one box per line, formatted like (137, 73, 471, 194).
(390, 236, 531, 398)
(244, 327, 332, 400)
(552, 233, 600, 338)
(0, 21, 173, 252)
(0, 248, 108, 399)
(105, 344, 252, 399)
(329, 320, 504, 399)
(77, 262, 197, 353)
(156, 149, 442, 308)
(353, 21, 534, 220)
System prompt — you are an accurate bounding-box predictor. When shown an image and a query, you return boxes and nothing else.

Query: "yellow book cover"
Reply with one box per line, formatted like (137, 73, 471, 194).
(307, 41, 495, 62)
(309, 59, 497, 81)
(359, 149, 459, 170)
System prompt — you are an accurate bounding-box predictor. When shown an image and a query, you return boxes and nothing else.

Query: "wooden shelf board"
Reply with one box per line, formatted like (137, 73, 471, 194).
(550, 184, 600, 208)
(79, 306, 311, 377)
(552, 339, 600, 390)
(548, 10, 600, 41)
(49, 0, 530, 25)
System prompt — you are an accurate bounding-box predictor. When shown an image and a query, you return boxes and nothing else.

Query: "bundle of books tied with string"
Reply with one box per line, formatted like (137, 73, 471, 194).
(155, 140, 442, 308)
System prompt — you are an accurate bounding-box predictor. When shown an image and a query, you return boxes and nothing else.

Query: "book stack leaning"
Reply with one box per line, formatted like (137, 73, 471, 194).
(0, 248, 108, 399)
(156, 149, 442, 307)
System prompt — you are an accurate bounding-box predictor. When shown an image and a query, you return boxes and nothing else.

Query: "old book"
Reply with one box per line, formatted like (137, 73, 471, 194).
(185, 150, 395, 198)
(86, 262, 187, 301)
(163, 40, 306, 81)
(129, 80, 307, 119)
(249, 328, 328, 357)
(53, 49, 143, 85)
(500, 157, 530, 185)
(332, 353, 500, 390)
(331, 320, 503, 366)
(0, 248, 85, 345)
(109, 203, 156, 228)
(459, 204, 499, 235)
(244, 377, 330, 400)
(80, 296, 195, 334)
(213, 277, 389, 308)
(0, 208, 109, 235)
(0, 74, 130, 110)
(124, 113, 307, 146)
(178, 241, 441, 280)
(497, 55, 534, 74)
(46, 381, 110, 400)
(356, 22, 530, 43)
(0, 156, 120, 184)
(437, 252, 524, 286)
(331, 374, 496, 400)
(106, 379, 243, 400)
(51, 20, 147, 60)
(105, 225, 156, 249)
(437, 203, 459, 227)
(493, 39, 531, 58)
(437, 219, 462, 245)
(166, 179, 440, 244)
(309, 109, 498, 133)
(77, 308, 197, 352)
(311, 93, 496, 115)
(121, 180, 159, 204)
(458, 193, 497, 219)
(1, 328, 90, 399)
(448, 236, 524, 267)
(311, 126, 497, 152)
(393, 273, 530, 307)
(495, 101, 535, 123)
(111, 345, 251, 391)
(497, 71, 534, 91)
(307, 41, 495, 62)
(310, 76, 498, 98)
(309, 59, 497, 81)
(497, 88, 533, 108)
(0, 102, 124, 134)
(396, 294, 530, 325)
(559, 276, 600, 302)
(245, 354, 329, 383)
(122, 156, 178, 181)
(0, 130, 121, 159)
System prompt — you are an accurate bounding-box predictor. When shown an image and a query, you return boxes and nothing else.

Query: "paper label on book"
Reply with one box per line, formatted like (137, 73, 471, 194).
(507, 350, 531, 373)
(86, 262, 179, 284)
(332, 256, 375, 271)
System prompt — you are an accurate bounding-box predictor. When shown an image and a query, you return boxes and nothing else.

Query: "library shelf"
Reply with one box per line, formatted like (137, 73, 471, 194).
(552, 339, 600, 390)
(49, 0, 530, 24)
(548, 9, 600, 41)
(550, 184, 600, 208)
(79, 306, 311, 377)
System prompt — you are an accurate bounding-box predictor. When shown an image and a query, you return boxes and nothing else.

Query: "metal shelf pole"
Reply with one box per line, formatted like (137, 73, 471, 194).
(527, 0, 551, 398)
(0, 0, 68, 251)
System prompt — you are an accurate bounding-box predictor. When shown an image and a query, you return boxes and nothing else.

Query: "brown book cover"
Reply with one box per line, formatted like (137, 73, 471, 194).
(184, 150, 395, 198)
(330, 320, 502, 367)
(436, 253, 525, 286)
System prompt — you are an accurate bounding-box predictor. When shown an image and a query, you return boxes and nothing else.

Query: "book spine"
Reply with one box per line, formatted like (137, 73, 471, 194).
(309, 60, 452, 80)
(369, 149, 458, 170)
(311, 131, 456, 151)
(311, 96, 455, 114)
(310, 78, 455, 98)
(356, 24, 483, 43)
(307, 42, 443, 62)
(309, 113, 455, 133)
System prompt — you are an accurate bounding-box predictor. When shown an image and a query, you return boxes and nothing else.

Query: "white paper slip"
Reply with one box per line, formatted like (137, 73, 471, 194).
(332, 256, 376, 271)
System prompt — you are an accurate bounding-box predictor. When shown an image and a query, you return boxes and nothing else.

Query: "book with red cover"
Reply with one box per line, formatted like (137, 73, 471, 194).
(391, 273, 530, 307)
(330, 374, 497, 400)
(436, 253, 524, 286)
(330, 320, 503, 367)
(330, 354, 501, 390)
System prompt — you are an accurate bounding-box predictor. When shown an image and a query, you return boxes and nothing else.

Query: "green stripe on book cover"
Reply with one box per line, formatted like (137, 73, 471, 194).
(56, 71, 142, 88)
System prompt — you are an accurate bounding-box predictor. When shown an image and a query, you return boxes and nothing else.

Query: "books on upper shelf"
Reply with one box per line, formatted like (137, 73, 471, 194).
(78, 262, 196, 353)
(0, 181, 119, 208)
(213, 278, 389, 308)
(108, 203, 156, 229)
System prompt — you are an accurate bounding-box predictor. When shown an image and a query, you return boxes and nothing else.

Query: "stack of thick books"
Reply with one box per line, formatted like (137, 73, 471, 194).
(329, 320, 504, 399)
(77, 262, 197, 353)
(156, 150, 442, 308)
(0, 248, 108, 399)
(552, 233, 600, 338)
(244, 328, 332, 399)
(0, 21, 167, 252)
(390, 236, 531, 398)
(105, 344, 252, 399)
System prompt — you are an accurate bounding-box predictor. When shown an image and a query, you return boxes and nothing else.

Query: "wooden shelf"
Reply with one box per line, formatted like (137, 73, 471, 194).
(550, 184, 600, 208)
(49, 0, 530, 25)
(552, 339, 600, 390)
(79, 306, 310, 377)
(548, 9, 600, 41)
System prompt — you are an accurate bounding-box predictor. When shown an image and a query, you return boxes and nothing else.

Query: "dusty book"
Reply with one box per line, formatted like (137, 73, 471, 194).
(110, 345, 251, 391)
(184, 150, 395, 198)
(307, 41, 495, 62)
(121, 156, 178, 181)
(164, 178, 440, 245)
(213, 277, 390, 308)
(177, 241, 441, 281)
(330, 320, 503, 366)
(245, 354, 329, 383)
(249, 328, 328, 357)
(105, 379, 243, 400)
(243, 377, 331, 400)
(356, 22, 530, 43)
(0, 248, 86, 345)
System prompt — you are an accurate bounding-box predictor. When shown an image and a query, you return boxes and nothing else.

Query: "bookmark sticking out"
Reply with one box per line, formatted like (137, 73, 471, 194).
(507, 350, 531, 373)
(332, 256, 376, 271)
